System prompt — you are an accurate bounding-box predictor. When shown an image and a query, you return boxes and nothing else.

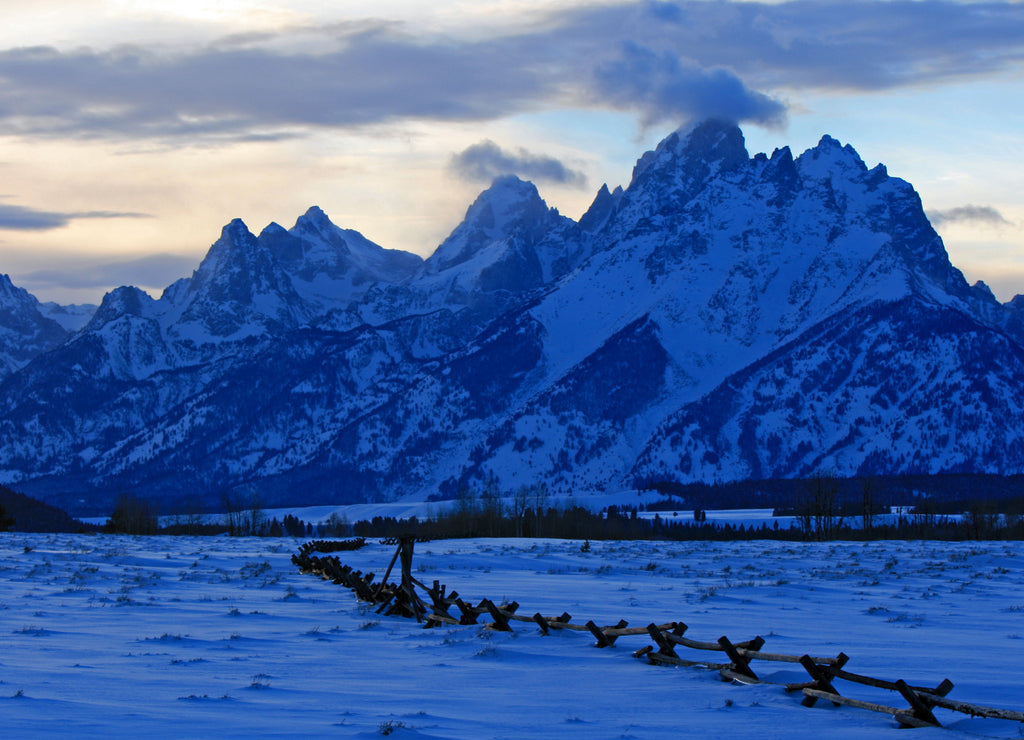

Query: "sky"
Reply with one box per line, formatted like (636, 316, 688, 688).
(0, 0, 1022, 305)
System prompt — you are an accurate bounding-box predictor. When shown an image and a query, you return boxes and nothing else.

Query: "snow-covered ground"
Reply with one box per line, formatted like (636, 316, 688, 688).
(2, 534, 1022, 739)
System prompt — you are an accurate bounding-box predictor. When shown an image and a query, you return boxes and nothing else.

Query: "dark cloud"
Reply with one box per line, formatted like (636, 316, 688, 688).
(0, 203, 68, 230)
(23, 253, 196, 291)
(0, 202, 148, 231)
(593, 42, 787, 128)
(0, 2, 1019, 142)
(0, 31, 551, 140)
(928, 205, 1012, 228)
(563, 1, 1024, 92)
(450, 140, 587, 186)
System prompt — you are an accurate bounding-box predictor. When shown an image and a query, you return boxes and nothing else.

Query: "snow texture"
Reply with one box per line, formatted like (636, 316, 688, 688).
(2, 534, 1023, 739)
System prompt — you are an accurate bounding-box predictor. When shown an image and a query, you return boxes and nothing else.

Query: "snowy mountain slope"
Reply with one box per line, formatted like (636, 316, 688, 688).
(422, 175, 593, 286)
(445, 120, 1017, 494)
(38, 300, 96, 331)
(0, 274, 76, 381)
(263, 206, 423, 319)
(3, 120, 1024, 513)
(631, 296, 1024, 485)
(368, 176, 591, 329)
(0, 187, 581, 510)
(167, 218, 311, 344)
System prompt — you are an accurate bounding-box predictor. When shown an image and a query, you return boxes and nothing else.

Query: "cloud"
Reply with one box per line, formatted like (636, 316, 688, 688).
(928, 205, 1012, 228)
(23, 253, 197, 291)
(450, 140, 587, 186)
(0, 32, 552, 140)
(593, 42, 786, 129)
(0, 203, 68, 230)
(0, 2, 1019, 142)
(0, 202, 148, 231)
(562, 1, 1024, 92)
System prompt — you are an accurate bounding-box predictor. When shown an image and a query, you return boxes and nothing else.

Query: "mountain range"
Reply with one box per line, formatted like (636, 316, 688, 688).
(2, 119, 1023, 515)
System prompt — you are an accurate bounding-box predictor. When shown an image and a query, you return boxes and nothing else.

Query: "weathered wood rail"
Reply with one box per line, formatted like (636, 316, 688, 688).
(292, 537, 1024, 732)
(295, 537, 366, 556)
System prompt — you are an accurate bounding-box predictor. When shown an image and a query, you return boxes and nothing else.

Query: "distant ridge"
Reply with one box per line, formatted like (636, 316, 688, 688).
(0, 485, 88, 532)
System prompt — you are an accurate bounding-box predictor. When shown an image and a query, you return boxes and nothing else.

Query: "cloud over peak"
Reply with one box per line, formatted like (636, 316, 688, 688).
(450, 140, 587, 187)
(593, 42, 787, 129)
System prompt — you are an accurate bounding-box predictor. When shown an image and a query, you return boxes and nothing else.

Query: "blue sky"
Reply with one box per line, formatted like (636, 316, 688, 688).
(0, 0, 1021, 304)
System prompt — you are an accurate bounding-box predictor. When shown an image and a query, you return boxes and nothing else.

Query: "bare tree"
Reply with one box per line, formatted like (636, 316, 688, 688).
(246, 492, 265, 536)
(105, 493, 158, 535)
(812, 471, 840, 540)
(860, 477, 876, 536)
(221, 492, 242, 536)
(799, 471, 839, 540)
(511, 485, 531, 537)
(480, 476, 503, 537)
(174, 495, 206, 535)
(531, 483, 549, 538)
(323, 511, 351, 537)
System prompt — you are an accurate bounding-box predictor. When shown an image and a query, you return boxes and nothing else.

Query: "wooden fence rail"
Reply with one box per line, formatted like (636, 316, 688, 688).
(292, 537, 1024, 732)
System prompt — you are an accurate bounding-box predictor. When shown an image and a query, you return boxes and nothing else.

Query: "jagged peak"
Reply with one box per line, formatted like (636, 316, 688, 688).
(972, 280, 996, 300)
(763, 145, 797, 179)
(292, 205, 336, 236)
(159, 277, 191, 304)
(462, 175, 549, 236)
(427, 174, 551, 272)
(579, 183, 623, 233)
(84, 285, 156, 331)
(188, 218, 261, 280)
(0, 273, 34, 306)
(797, 134, 869, 177)
(183, 216, 278, 301)
(258, 222, 287, 238)
(630, 118, 748, 188)
(682, 119, 748, 166)
(301, 204, 329, 221)
(222, 217, 253, 240)
(471, 175, 543, 215)
(208, 218, 259, 257)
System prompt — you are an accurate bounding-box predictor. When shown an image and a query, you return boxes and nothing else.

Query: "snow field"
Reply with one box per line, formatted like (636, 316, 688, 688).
(2, 534, 1023, 738)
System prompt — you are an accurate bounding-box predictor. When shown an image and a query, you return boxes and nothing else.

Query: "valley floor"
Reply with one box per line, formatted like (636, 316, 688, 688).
(1, 534, 1022, 738)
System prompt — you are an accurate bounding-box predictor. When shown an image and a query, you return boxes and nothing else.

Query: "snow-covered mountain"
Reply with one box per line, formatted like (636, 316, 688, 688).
(2, 120, 1023, 515)
(0, 274, 91, 381)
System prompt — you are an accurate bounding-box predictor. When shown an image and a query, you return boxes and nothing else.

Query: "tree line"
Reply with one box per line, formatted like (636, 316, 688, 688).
(7, 476, 1024, 541)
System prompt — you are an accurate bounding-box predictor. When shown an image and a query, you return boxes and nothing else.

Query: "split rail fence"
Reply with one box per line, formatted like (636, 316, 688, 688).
(293, 537, 1024, 731)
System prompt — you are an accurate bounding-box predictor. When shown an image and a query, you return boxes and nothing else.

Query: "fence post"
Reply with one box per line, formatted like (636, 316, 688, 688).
(799, 654, 846, 707)
(719, 635, 761, 681)
(647, 623, 678, 658)
(895, 680, 941, 727)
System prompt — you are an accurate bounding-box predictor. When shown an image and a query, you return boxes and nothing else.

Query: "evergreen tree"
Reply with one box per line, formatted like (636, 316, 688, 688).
(104, 494, 158, 535)
(0, 503, 13, 531)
